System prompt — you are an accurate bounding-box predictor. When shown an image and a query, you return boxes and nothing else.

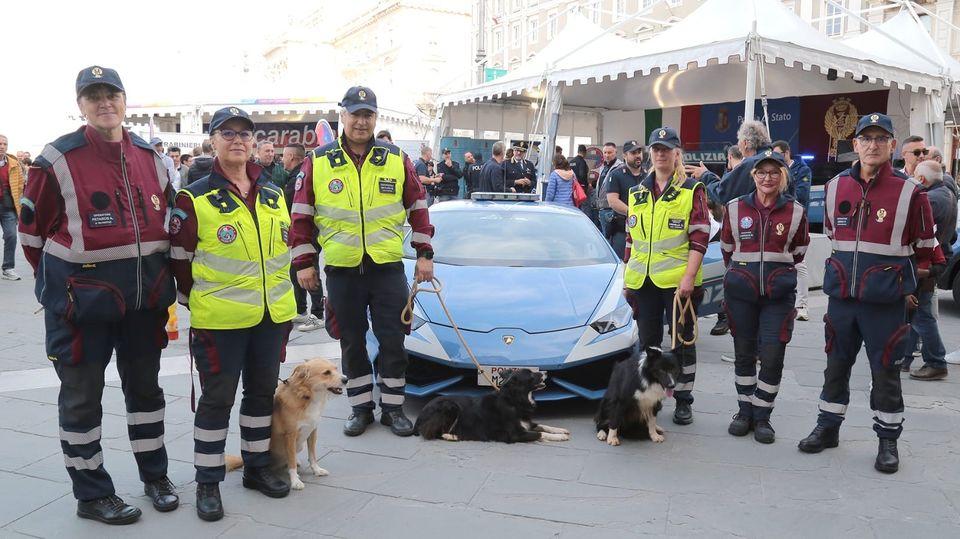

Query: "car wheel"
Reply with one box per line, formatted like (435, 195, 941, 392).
(953, 270, 960, 304)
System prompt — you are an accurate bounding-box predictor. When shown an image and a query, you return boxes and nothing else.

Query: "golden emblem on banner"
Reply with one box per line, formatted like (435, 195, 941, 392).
(776, 222, 785, 236)
(823, 97, 858, 161)
(876, 208, 887, 223)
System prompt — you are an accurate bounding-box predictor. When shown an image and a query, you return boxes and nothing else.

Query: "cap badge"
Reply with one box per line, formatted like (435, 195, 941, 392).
(870, 114, 879, 123)
(776, 222, 785, 236)
(358, 89, 367, 100)
(658, 129, 666, 138)
(765, 150, 773, 157)
(91, 67, 103, 78)
(876, 208, 887, 223)
(229, 107, 239, 115)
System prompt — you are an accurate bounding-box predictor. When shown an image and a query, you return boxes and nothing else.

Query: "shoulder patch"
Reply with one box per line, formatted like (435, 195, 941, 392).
(129, 132, 155, 152)
(48, 128, 88, 156)
(182, 177, 214, 198)
(326, 148, 348, 168)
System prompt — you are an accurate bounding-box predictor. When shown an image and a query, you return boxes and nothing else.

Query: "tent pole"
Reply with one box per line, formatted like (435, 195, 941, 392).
(540, 84, 563, 200)
(744, 22, 758, 124)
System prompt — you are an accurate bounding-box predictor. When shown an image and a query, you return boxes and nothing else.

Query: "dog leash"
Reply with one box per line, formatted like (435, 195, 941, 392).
(402, 277, 499, 391)
(671, 291, 698, 349)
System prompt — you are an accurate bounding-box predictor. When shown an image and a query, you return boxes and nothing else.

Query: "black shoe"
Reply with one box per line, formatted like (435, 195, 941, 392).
(728, 413, 752, 436)
(343, 409, 375, 437)
(77, 495, 142, 525)
(710, 317, 729, 336)
(144, 476, 179, 512)
(673, 401, 693, 425)
(242, 466, 290, 498)
(380, 408, 415, 437)
(875, 438, 900, 474)
(798, 425, 840, 453)
(754, 419, 775, 444)
(196, 482, 223, 522)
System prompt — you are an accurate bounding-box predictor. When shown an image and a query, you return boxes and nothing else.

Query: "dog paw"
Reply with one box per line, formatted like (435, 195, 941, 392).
(596, 430, 607, 441)
(556, 427, 571, 436)
(655, 425, 664, 434)
(291, 476, 305, 490)
(606, 436, 621, 446)
(441, 433, 460, 442)
(310, 464, 329, 477)
(651, 433, 665, 443)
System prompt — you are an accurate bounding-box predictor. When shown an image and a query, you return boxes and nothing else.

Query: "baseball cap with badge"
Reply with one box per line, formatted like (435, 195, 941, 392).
(855, 112, 894, 137)
(647, 127, 681, 149)
(208, 106, 255, 133)
(76, 65, 125, 97)
(339, 86, 378, 113)
(623, 139, 643, 153)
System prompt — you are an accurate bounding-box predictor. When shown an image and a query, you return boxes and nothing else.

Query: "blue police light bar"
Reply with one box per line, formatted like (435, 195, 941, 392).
(800, 154, 815, 161)
(471, 192, 540, 202)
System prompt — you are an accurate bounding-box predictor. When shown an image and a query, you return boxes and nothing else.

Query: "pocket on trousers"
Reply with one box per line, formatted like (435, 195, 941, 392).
(857, 264, 903, 304)
(65, 277, 126, 324)
(324, 298, 341, 340)
(722, 300, 737, 338)
(190, 329, 222, 375)
(822, 258, 849, 299)
(823, 314, 835, 354)
(881, 324, 910, 368)
(765, 266, 798, 301)
(723, 268, 760, 302)
(779, 308, 797, 344)
(46, 315, 83, 365)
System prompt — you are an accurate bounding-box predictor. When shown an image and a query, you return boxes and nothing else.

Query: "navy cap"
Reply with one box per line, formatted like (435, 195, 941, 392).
(623, 139, 643, 153)
(149, 137, 163, 146)
(76, 65, 125, 97)
(339, 86, 377, 113)
(855, 112, 894, 136)
(752, 149, 787, 170)
(513, 140, 530, 151)
(648, 127, 681, 149)
(209, 106, 255, 133)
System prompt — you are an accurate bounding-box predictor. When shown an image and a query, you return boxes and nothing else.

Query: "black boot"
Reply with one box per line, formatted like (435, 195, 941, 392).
(754, 419, 775, 444)
(76, 495, 142, 525)
(673, 401, 693, 425)
(196, 482, 223, 522)
(798, 425, 840, 453)
(380, 408, 415, 436)
(144, 476, 179, 512)
(710, 313, 729, 336)
(343, 409, 375, 437)
(242, 466, 290, 498)
(728, 413, 752, 436)
(875, 438, 900, 474)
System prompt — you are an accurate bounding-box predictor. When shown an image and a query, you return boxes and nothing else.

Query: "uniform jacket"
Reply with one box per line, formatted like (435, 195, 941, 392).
(822, 161, 935, 303)
(788, 159, 812, 208)
(19, 126, 175, 317)
(505, 158, 537, 193)
(720, 191, 809, 302)
(478, 158, 508, 192)
(436, 160, 462, 196)
(463, 160, 484, 195)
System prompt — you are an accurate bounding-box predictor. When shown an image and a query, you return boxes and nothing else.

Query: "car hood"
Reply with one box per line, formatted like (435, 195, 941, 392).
(411, 262, 619, 333)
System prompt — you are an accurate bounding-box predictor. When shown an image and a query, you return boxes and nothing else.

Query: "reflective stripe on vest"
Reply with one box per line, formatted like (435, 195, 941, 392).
(825, 175, 917, 257)
(624, 180, 703, 289)
(311, 142, 406, 267)
(184, 185, 296, 329)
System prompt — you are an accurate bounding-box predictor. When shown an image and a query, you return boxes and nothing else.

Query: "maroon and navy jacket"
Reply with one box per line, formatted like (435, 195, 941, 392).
(18, 126, 175, 317)
(720, 192, 809, 301)
(822, 160, 935, 303)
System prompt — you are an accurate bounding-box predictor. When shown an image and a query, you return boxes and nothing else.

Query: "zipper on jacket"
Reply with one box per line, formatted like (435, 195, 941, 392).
(850, 181, 873, 298)
(114, 190, 127, 226)
(353, 159, 366, 275)
(136, 187, 149, 226)
(758, 206, 767, 297)
(249, 203, 269, 312)
(120, 151, 143, 309)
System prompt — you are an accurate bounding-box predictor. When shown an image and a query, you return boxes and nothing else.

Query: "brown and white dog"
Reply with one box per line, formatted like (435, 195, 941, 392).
(225, 358, 345, 490)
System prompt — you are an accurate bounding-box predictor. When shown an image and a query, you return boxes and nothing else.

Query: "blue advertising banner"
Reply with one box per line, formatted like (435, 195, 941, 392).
(698, 97, 800, 149)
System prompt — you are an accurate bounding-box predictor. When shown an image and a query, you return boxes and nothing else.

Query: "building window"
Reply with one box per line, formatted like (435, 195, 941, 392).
(495, 0, 504, 15)
(668, 0, 682, 6)
(512, 0, 522, 12)
(614, 0, 626, 21)
(494, 29, 503, 52)
(824, 0, 844, 36)
(511, 22, 521, 47)
(528, 19, 539, 43)
(642, 0, 655, 8)
(591, 1, 601, 24)
(548, 15, 558, 39)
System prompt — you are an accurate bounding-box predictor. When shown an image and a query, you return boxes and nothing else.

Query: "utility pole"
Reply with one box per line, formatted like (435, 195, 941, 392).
(476, 0, 487, 85)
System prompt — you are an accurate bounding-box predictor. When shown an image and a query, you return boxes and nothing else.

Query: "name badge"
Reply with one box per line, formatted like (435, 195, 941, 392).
(739, 230, 755, 241)
(835, 216, 851, 228)
(88, 211, 118, 228)
(667, 218, 685, 230)
(378, 178, 397, 194)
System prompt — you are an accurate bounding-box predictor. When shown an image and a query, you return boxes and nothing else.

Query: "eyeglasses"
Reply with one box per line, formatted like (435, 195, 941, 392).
(755, 170, 782, 179)
(909, 149, 930, 157)
(217, 129, 254, 142)
(856, 135, 892, 146)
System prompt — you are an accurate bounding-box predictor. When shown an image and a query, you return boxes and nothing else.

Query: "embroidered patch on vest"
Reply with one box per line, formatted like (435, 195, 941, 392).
(295, 171, 305, 191)
(628, 215, 638, 228)
(776, 222, 785, 236)
(378, 177, 397, 194)
(329, 179, 344, 194)
(739, 216, 753, 229)
(668, 218, 685, 230)
(151, 194, 161, 211)
(169, 215, 182, 235)
(217, 224, 238, 244)
(88, 211, 117, 228)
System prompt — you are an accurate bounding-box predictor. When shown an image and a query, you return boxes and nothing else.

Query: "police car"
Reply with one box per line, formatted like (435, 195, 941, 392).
(365, 193, 725, 400)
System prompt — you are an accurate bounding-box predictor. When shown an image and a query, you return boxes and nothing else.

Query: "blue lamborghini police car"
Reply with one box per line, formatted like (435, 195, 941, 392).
(365, 193, 726, 400)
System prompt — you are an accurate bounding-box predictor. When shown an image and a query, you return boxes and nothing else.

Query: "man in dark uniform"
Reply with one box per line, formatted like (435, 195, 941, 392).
(505, 141, 537, 193)
(604, 139, 645, 256)
(19, 66, 179, 525)
(462, 151, 483, 197)
(798, 113, 935, 474)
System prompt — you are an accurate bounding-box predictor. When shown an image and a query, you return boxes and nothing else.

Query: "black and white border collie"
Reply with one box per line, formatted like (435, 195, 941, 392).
(415, 369, 570, 443)
(595, 347, 680, 446)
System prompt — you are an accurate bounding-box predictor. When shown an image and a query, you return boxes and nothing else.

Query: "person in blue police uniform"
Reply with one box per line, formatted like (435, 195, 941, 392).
(19, 66, 178, 525)
(169, 107, 296, 521)
(720, 151, 809, 444)
(798, 113, 936, 474)
(505, 141, 537, 193)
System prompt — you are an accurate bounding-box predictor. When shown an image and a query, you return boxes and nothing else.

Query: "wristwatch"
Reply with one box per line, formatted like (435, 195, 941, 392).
(419, 250, 434, 260)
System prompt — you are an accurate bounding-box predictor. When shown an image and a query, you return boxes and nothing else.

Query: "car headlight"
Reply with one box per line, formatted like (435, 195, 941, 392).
(590, 303, 633, 334)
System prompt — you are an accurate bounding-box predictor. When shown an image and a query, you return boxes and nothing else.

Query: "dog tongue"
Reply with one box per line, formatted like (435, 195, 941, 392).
(665, 388, 674, 398)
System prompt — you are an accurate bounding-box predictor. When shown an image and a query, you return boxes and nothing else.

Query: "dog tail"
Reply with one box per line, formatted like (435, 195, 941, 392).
(415, 400, 460, 440)
(224, 454, 244, 472)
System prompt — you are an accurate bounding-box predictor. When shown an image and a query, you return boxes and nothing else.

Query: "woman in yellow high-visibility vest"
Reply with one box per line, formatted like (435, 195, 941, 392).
(623, 127, 711, 425)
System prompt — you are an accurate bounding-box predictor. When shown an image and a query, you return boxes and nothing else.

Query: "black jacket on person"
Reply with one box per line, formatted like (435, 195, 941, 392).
(436, 160, 462, 196)
(701, 146, 782, 205)
(463, 160, 484, 196)
(570, 155, 589, 190)
(478, 158, 508, 192)
(186, 155, 214, 185)
(925, 179, 958, 258)
(282, 163, 302, 212)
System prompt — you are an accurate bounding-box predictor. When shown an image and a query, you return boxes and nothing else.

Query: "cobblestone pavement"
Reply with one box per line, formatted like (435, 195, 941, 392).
(1, 251, 959, 538)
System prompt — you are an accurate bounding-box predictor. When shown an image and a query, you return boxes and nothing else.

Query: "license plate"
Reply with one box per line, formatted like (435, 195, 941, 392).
(477, 366, 540, 387)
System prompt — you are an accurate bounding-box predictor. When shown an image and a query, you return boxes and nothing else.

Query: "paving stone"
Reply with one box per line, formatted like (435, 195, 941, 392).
(0, 429, 63, 473)
(0, 471, 72, 528)
(213, 481, 370, 534)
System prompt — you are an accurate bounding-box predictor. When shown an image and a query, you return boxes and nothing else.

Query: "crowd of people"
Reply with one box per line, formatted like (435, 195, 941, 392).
(1, 63, 956, 528)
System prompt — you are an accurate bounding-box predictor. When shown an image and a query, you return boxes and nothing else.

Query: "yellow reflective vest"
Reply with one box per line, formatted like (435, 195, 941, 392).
(310, 139, 407, 267)
(182, 179, 296, 329)
(624, 176, 703, 289)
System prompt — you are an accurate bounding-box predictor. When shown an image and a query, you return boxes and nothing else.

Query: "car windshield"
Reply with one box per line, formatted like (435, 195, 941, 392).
(403, 207, 617, 267)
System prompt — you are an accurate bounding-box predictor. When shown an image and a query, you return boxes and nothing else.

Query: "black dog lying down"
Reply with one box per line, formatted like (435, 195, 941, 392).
(595, 347, 680, 446)
(415, 369, 570, 443)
